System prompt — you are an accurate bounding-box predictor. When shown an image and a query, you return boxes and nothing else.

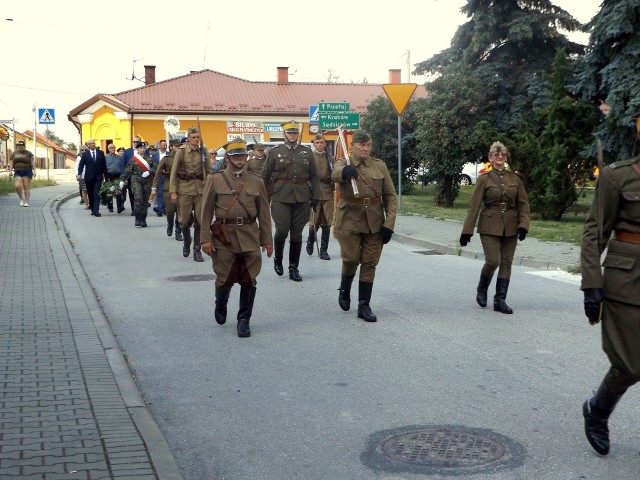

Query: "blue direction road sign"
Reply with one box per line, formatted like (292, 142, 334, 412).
(38, 108, 55, 124)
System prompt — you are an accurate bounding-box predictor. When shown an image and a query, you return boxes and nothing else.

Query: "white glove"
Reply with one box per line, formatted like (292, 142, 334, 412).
(142, 171, 149, 178)
(119, 181, 125, 190)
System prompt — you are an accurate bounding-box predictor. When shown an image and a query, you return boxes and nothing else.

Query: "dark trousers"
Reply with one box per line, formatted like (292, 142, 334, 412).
(85, 178, 102, 214)
(105, 173, 124, 211)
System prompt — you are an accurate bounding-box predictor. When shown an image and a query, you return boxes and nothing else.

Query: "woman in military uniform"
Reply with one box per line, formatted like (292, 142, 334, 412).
(459, 141, 530, 314)
(305, 133, 335, 260)
(580, 154, 640, 456)
(10, 140, 36, 207)
(119, 142, 156, 227)
(201, 138, 273, 338)
(331, 130, 397, 322)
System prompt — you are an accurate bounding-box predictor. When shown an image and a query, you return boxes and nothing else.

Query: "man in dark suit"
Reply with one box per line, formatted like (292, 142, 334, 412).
(122, 136, 142, 215)
(76, 138, 107, 217)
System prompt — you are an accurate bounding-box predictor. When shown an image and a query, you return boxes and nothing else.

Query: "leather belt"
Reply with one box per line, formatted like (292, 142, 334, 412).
(274, 177, 309, 184)
(177, 172, 203, 180)
(319, 177, 332, 184)
(615, 230, 640, 244)
(342, 196, 381, 206)
(484, 202, 515, 211)
(214, 217, 256, 225)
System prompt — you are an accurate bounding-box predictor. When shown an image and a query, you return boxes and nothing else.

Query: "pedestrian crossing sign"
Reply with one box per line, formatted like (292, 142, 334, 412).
(38, 108, 55, 124)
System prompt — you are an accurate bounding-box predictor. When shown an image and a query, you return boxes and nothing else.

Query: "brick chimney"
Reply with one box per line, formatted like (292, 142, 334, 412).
(277, 66, 289, 84)
(144, 65, 156, 85)
(389, 69, 401, 84)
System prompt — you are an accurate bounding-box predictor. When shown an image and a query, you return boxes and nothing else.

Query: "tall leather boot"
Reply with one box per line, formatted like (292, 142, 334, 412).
(338, 274, 355, 311)
(320, 227, 331, 260)
(214, 286, 232, 325)
(140, 209, 148, 228)
(237, 286, 256, 338)
(167, 213, 174, 237)
(193, 228, 204, 262)
(357, 281, 377, 322)
(583, 381, 624, 455)
(476, 273, 493, 308)
(175, 220, 183, 241)
(493, 277, 513, 314)
(306, 227, 316, 255)
(182, 226, 191, 257)
(134, 211, 142, 227)
(273, 239, 285, 276)
(288, 241, 303, 282)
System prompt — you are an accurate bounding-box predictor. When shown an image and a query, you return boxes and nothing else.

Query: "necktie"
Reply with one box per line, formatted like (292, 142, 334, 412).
(91, 150, 95, 161)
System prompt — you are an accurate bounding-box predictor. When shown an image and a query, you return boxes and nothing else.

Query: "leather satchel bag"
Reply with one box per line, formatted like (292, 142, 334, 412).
(210, 223, 231, 245)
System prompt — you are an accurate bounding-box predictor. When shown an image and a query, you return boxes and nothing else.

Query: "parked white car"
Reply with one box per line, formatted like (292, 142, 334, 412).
(459, 161, 491, 185)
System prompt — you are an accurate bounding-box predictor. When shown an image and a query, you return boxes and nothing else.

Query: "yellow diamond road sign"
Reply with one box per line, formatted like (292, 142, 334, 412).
(382, 84, 418, 116)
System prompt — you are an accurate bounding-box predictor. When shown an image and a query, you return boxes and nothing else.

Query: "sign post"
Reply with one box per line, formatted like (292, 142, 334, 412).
(382, 84, 417, 210)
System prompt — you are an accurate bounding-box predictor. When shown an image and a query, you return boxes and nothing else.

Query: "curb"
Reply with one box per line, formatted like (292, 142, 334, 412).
(51, 191, 183, 480)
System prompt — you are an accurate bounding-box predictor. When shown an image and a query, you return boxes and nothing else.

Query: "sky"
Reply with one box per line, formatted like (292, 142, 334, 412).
(0, 0, 601, 146)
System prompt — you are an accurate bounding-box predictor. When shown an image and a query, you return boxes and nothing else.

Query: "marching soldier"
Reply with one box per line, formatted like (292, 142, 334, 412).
(262, 120, 321, 281)
(246, 142, 267, 175)
(150, 138, 183, 241)
(459, 141, 530, 313)
(580, 153, 640, 456)
(170, 127, 211, 262)
(331, 130, 397, 322)
(201, 138, 273, 338)
(305, 133, 335, 260)
(119, 141, 155, 227)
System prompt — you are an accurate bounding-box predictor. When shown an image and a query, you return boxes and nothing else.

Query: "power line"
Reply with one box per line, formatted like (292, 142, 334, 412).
(0, 81, 93, 96)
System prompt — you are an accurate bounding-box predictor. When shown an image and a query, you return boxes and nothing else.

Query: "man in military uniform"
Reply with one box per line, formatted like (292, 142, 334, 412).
(305, 133, 335, 260)
(580, 153, 640, 456)
(150, 138, 183, 241)
(262, 120, 321, 281)
(201, 138, 273, 338)
(246, 142, 267, 175)
(459, 141, 530, 314)
(118, 141, 155, 227)
(331, 130, 397, 322)
(170, 127, 211, 262)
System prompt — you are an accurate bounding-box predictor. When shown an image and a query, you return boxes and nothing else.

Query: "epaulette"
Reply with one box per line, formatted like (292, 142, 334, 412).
(608, 157, 638, 169)
(248, 171, 261, 177)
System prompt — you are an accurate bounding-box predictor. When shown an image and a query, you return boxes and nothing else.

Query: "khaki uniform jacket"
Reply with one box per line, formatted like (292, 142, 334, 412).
(200, 169, 273, 253)
(331, 155, 397, 233)
(581, 156, 640, 305)
(314, 150, 335, 201)
(152, 152, 175, 192)
(262, 143, 321, 203)
(169, 144, 211, 195)
(246, 155, 266, 175)
(462, 170, 530, 237)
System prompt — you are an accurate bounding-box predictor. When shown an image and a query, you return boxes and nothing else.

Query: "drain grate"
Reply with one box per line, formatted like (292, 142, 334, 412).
(381, 429, 505, 468)
(168, 274, 215, 282)
(414, 250, 443, 255)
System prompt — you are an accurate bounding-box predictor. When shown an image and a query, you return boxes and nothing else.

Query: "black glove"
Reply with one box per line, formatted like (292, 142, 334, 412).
(583, 288, 603, 325)
(341, 164, 359, 182)
(459, 233, 472, 247)
(310, 199, 319, 211)
(380, 226, 393, 244)
(518, 227, 527, 241)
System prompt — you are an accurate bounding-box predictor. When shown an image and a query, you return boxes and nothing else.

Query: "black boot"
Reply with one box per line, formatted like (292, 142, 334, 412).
(134, 212, 142, 227)
(237, 286, 256, 338)
(167, 213, 174, 237)
(140, 209, 148, 227)
(476, 273, 493, 308)
(182, 226, 191, 257)
(583, 381, 624, 455)
(175, 220, 183, 241)
(338, 275, 355, 311)
(274, 239, 285, 276)
(320, 227, 331, 260)
(306, 228, 316, 255)
(493, 278, 513, 314)
(357, 281, 377, 322)
(288, 241, 303, 282)
(214, 286, 231, 325)
(193, 228, 204, 262)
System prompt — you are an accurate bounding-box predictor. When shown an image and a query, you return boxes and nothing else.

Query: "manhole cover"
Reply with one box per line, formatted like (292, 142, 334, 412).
(414, 250, 443, 255)
(168, 274, 215, 282)
(381, 429, 505, 468)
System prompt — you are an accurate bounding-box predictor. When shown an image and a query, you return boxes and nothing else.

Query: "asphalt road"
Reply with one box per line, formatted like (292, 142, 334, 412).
(59, 199, 640, 480)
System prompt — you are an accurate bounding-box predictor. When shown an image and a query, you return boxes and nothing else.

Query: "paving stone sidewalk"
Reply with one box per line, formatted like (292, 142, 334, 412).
(0, 183, 181, 480)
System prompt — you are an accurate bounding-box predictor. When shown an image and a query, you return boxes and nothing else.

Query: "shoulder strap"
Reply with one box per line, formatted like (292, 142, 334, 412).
(220, 173, 251, 218)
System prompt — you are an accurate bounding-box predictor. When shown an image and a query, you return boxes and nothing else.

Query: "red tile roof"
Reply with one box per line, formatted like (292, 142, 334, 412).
(70, 69, 427, 117)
